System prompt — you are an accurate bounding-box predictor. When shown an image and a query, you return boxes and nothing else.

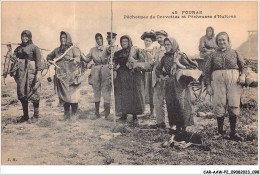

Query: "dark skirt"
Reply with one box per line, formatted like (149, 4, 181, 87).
(114, 66, 145, 115)
(165, 76, 194, 128)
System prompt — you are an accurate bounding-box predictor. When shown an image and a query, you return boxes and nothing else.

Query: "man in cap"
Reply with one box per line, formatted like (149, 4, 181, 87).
(104, 32, 120, 62)
(106, 32, 117, 45)
(150, 30, 168, 129)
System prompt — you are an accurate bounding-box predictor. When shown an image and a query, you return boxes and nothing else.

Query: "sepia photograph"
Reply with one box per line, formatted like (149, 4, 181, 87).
(1, 0, 259, 174)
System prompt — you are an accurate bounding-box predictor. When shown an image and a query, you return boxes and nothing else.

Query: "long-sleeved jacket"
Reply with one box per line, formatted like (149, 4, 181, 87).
(85, 46, 106, 64)
(204, 48, 245, 85)
(152, 46, 166, 87)
(14, 44, 42, 72)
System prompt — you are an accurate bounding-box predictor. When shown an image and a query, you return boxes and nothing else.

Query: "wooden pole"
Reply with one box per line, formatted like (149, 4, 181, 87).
(247, 31, 250, 59)
(2, 43, 50, 51)
(110, 1, 116, 125)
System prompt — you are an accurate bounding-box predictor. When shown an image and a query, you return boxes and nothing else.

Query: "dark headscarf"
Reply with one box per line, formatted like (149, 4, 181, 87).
(21, 30, 33, 46)
(164, 37, 180, 55)
(60, 31, 73, 54)
(95, 33, 103, 40)
(120, 35, 133, 49)
(206, 26, 215, 39)
(118, 35, 133, 59)
(164, 37, 198, 68)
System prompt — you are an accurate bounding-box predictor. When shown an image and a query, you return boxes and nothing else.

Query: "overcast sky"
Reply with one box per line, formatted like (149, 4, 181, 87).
(1, 1, 258, 58)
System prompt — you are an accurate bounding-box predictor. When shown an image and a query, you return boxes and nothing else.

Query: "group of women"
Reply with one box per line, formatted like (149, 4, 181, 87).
(10, 26, 246, 141)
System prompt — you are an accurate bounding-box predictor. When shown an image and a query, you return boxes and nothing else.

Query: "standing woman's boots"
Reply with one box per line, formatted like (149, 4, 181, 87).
(217, 116, 225, 136)
(17, 99, 29, 123)
(149, 102, 154, 117)
(104, 102, 111, 119)
(63, 103, 71, 120)
(28, 102, 40, 123)
(71, 103, 78, 116)
(118, 113, 127, 121)
(93, 101, 101, 119)
(229, 115, 243, 141)
(133, 114, 138, 122)
(176, 126, 182, 134)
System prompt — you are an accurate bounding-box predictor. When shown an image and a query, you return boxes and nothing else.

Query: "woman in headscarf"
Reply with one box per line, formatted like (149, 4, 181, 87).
(47, 31, 85, 120)
(197, 27, 217, 100)
(199, 26, 217, 59)
(140, 31, 157, 117)
(85, 33, 113, 120)
(85, 33, 105, 119)
(204, 32, 245, 141)
(156, 37, 197, 133)
(113, 35, 145, 122)
(12, 30, 42, 123)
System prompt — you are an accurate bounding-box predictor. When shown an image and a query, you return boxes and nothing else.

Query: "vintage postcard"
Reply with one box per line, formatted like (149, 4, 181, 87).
(1, 1, 258, 174)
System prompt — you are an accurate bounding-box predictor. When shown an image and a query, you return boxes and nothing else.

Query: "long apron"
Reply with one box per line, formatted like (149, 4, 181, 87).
(165, 75, 194, 127)
(14, 59, 40, 102)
